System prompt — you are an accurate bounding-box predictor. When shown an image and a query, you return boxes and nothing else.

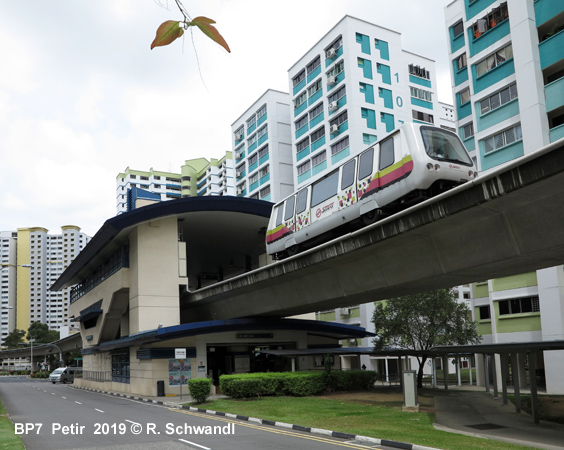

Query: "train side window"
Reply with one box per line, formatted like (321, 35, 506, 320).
(296, 189, 308, 214)
(341, 159, 355, 189)
(379, 137, 394, 170)
(275, 205, 284, 226)
(358, 148, 374, 180)
(284, 196, 296, 221)
(311, 171, 339, 207)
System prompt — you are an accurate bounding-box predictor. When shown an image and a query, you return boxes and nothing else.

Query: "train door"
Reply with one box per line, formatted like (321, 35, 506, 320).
(337, 159, 356, 211)
(374, 136, 396, 204)
(357, 146, 376, 199)
(295, 187, 311, 231)
(283, 194, 296, 232)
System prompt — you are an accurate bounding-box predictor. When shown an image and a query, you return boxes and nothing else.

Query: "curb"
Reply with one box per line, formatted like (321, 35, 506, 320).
(73, 386, 443, 450)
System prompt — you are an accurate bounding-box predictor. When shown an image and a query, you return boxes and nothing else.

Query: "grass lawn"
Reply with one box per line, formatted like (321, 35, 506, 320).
(194, 392, 533, 450)
(0, 397, 24, 450)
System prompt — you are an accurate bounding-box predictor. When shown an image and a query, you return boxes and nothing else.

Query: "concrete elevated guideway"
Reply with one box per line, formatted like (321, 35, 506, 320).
(183, 138, 564, 320)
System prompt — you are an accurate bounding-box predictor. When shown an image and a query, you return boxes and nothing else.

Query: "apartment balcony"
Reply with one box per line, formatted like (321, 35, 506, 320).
(539, 29, 564, 70)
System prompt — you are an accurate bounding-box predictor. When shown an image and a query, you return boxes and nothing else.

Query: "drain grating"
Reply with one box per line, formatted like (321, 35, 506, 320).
(466, 423, 506, 430)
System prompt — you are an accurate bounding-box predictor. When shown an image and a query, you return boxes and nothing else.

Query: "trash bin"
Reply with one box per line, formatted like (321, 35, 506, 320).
(157, 380, 165, 397)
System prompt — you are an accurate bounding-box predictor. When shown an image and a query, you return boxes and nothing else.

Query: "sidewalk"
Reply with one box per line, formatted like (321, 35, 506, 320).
(433, 388, 564, 450)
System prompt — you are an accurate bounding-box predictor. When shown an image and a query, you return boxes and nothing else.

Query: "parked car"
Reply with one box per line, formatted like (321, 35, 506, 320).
(49, 367, 82, 384)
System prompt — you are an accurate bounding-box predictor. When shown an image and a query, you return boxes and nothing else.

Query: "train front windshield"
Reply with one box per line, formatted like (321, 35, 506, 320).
(420, 127, 473, 166)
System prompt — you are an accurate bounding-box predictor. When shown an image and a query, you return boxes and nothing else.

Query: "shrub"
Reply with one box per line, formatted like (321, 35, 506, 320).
(324, 370, 377, 392)
(188, 378, 212, 404)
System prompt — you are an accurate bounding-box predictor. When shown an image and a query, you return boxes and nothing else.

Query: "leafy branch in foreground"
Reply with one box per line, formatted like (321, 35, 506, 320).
(151, 0, 230, 52)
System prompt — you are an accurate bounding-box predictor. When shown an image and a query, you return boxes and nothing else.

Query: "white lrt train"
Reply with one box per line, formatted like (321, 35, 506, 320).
(266, 123, 477, 259)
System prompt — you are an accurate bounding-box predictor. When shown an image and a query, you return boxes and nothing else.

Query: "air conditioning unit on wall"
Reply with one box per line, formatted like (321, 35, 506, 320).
(329, 101, 339, 111)
(330, 124, 340, 134)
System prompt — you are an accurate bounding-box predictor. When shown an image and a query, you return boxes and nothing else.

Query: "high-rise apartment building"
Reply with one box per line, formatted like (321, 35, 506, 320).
(15, 226, 90, 333)
(181, 153, 235, 198)
(0, 231, 18, 345)
(446, 0, 564, 394)
(288, 15, 445, 188)
(232, 89, 294, 203)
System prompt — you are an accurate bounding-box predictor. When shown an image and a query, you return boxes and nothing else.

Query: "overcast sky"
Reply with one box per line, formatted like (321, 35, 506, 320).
(0, 0, 453, 237)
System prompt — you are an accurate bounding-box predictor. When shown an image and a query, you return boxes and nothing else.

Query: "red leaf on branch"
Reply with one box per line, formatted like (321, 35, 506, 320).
(151, 20, 184, 50)
(188, 16, 230, 53)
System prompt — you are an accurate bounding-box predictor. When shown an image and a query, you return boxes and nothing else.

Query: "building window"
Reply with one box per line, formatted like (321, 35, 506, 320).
(412, 110, 434, 124)
(327, 60, 344, 79)
(247, 115, 256, 129)
(247, 134, 257, 147)
(295, 114, 308, 130)
(297, 160, 311, 176)
(306, 56, 321, 75)
(410, 87, 433, 102)
(478, 305, 491, 320)
(310, 126, 325, 143)
(294, 91, 307, 109)
(462, 122, 474, 139)
(311, 150, 326, 167)
(248, 153, 258, 166)
(309, 103, 323, 121)
(472, 2, 508, 39)
(475, 44, 513, 77)
(458, 87, 471, 105)
(408, 64, 430, 80)
(328, 85, 346, 104)
(258, 145, 269, 158)
(292, 70, 305, 88)
(484, 124, 522, 153)
(329, 110, 348, 128)
(249, 173, 258, 184)
(257, 125, 267, 139)
(296, 137, 309, 154)
(456, 53, 467, 71)
(111, 351, 130, 383)
(259, 165, 269, 177)
(498, 296, 540, 315)
(480, 83, 518, 115)
(330, 136, 349, 156)
(308, 78, 322, 98)
(325, 36, 342, 57)
(260, 185, 271, 198)
(452, 20, 464, 39)
(256, 104, 267, 119)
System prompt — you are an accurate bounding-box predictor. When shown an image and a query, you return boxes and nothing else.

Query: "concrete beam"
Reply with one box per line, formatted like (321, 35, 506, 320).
(183, 138, 564, 321)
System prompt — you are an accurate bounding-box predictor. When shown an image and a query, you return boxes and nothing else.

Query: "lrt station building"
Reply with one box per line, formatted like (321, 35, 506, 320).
(51, 197, 372, 396)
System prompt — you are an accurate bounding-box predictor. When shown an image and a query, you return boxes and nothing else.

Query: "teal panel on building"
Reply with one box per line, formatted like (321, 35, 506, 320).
(248, 142, 258, 153)
(453, 60, 469, 86)
(380, 113, 395, 132)
(330, 120, 348, 139)
(260, 173, 270, 185)
(327, 70, 345, 92)
(545, 76, 564, 112)
(377, 63, 391, 85)
(237, 189, 247, 197)
(481, 140, 524, 171)
(247, 123, 256, 135)
(550, 124, 564, 142)
(310, 112, 324, 128)
(360, 82, 375, 104)
(469, 19, 510, 57)
(312, 160, 327, 176)
(296, 123, 309, 139)
(236, 150, 245, 163)
(325, 46, 343, 67)
(465, 0, 497, 20)
(457, 99, 472, 120)
(307, 65, 321, 84)
(356, 32, 371, 55)
(235, 135, 244, 146)
(539, 30, 564, 70)
(409, 75, 432, 88)
(293, 79, 306, 96)
(411, 97, 433, 110)
(261, 193, 271, 201)
(298, 170, 311, 184)
(379, 88, 393, 109)
(331, 146, 350, 165)
(473, 59, 515, 93)
(535, 0, 564, 26)
(462, 136, 476, 152)
(257, 113, 267, 126)
(450, 26, 465, 53)
(311, 135, 326, 152)
(361, 108, 376, 129)
(250, 180, 259, 192)
(477, 99, 519, 132)
(248, 161, 258, 173)
(294, 101, 308, 117)
(258, 133, 268, 146)
(374, 39, 389, 60)
(358, 58, 373, 80)
(297, 146, 310, 162)
(363, 133, 377, 145)
(308, 89, 323, 106)
(259, 153, 270, 166)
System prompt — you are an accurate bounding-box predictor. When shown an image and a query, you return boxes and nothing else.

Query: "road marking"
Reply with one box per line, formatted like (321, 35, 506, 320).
(61, 396, 66, 399)
(95, 409, 104, 413)
(75, 401, 82, 405)
(178, 438, 211, 450)
(173, 410, 368, 449)
(125, 419, 140, 425)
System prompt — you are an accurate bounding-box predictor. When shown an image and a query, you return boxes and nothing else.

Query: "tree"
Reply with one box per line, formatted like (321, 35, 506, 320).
(372, 289, 480, 388)
(3, 329, 25, 349)
(27, 321, 60, 344)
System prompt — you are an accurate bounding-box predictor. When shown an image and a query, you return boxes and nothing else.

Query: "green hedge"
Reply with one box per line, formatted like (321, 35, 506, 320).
(188, 378, 212, 403)
(220, 370, 377, 398)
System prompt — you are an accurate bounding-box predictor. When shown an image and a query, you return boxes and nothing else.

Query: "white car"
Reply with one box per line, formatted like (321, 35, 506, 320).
(49, 367, 82, 384)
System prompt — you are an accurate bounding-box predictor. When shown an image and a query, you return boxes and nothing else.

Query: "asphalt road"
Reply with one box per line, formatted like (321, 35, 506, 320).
(0, 377, 396, 450)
